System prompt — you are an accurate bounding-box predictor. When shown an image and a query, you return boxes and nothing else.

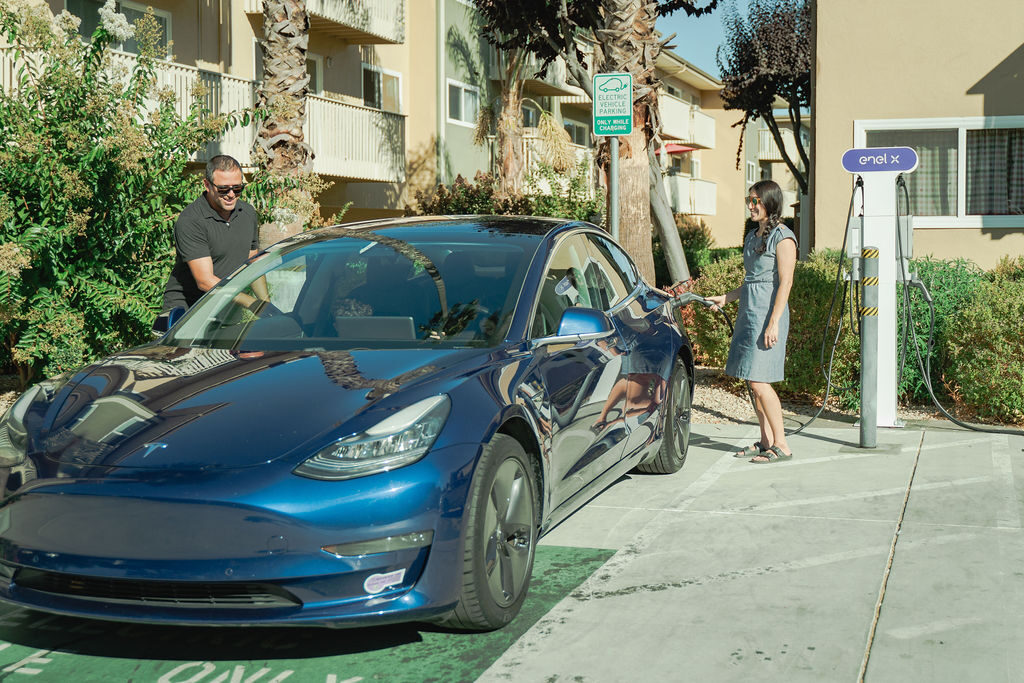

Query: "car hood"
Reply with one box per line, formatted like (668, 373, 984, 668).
(30, 344, 491, 472)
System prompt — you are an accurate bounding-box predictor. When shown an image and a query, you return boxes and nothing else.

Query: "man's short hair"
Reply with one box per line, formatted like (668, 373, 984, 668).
(205, 155, 243, 182)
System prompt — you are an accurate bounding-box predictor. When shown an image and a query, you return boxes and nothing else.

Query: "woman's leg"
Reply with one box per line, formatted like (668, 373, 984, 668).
(749, 381, 792, 460)
(749, 382, 773, 447)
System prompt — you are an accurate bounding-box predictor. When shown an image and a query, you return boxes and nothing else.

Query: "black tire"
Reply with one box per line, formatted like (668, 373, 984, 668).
(440, 434, 538, 631)
(634, 358, 692, 474)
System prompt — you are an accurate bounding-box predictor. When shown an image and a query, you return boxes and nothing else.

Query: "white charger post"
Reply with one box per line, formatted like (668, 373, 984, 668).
(841, 146, 918, 428)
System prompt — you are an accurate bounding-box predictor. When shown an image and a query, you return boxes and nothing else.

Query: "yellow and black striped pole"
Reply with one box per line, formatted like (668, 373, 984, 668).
(860, 246, 879, 448)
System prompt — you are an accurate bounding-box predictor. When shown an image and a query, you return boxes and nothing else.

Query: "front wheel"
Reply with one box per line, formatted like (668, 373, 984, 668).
(440, 434, 538, 630)
(634, 358, 692, 474)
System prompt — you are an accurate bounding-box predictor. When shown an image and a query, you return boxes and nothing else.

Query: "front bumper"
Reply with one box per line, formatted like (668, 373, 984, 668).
(0, 444, 478, 627)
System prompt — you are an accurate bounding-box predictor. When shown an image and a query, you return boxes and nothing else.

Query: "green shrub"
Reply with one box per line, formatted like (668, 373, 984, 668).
(0, 3, 252, 385)
(652, 214, 715, 286)
(415, 160, 604, 223)
(687, 250, 858, 404)
(897, 257, 986, 403)
(710, 246, 742, 262)
(943, 278, 1024, 424)
(991, 254, 1024, 282)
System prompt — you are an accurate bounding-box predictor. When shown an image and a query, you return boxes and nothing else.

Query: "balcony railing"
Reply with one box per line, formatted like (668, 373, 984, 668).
(663, 176, 716, 216)
(759, 127, 806, 164)
(687, 110, 715, 149)
(487, 134, 595, 198)
(1, 49, 405, 183)
(244, 0, 404, 44)
(660, 95, 692, 141)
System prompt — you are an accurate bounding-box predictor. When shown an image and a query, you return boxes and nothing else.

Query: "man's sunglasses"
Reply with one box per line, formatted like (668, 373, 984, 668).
(212, 184, 246, 196)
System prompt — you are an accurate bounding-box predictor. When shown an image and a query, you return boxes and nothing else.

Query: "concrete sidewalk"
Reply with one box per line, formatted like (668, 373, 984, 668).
(479, 418, 1024, 682)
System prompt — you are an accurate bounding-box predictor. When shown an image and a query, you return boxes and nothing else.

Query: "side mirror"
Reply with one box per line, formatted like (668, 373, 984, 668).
(532, 307, 615, 349)
(151, 307, 186, 336)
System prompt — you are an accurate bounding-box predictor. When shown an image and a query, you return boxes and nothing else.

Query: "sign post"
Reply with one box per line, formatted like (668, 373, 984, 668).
(841, 146, 918, 431)
(593, 73, 633, 241)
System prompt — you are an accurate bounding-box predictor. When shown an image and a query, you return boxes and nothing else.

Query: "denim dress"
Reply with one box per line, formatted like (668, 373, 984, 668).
(725, 224, 798, 383)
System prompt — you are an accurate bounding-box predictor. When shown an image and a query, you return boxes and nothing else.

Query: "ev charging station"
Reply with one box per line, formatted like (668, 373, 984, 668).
(841, 146, 918, 447)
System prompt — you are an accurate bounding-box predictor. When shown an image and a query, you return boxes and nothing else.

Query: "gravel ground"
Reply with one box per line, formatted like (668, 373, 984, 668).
(0, 368, 946, 426)
(690, 365, 944, 426)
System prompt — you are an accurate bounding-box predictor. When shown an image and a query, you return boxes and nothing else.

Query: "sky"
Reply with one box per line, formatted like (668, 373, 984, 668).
(655, 1, 747, 80)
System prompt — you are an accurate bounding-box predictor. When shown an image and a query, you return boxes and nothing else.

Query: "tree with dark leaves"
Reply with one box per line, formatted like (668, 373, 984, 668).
(717, 0, 810, 194)
(471, 0, 718, 285)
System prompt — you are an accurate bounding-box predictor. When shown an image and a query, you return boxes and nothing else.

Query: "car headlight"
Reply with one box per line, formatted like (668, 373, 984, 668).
(294, 395, 451, 481)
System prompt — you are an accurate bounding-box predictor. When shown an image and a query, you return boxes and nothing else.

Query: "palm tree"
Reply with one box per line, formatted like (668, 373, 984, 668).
(254, 0, 314, 247)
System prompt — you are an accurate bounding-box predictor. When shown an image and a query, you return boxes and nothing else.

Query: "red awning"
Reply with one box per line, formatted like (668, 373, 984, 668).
(655, 143, 697, 155)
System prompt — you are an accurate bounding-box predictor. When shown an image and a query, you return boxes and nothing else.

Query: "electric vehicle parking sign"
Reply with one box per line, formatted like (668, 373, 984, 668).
(593, 73, 633, 136)
(842, 147, 919, 173)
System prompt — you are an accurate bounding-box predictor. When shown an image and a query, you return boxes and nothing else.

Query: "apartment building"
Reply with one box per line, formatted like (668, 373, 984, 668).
(812, 0, 1024, 269)
(34, 0, 752, 240)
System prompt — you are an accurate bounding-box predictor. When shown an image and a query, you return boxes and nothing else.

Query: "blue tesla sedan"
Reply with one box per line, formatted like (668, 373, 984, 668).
(0, 216, 694, 630)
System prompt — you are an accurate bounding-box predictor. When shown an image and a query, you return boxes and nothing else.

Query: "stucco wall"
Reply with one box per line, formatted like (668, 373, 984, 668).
(701, 91, 747, 249)
(813, 0, 1024, 269)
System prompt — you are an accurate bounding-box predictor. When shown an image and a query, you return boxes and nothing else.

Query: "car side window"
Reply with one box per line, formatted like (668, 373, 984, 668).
(585, 235, 638, 307)
(530, 235, 593, 338)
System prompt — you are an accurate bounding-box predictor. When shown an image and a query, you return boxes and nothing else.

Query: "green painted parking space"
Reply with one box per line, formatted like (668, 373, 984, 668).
(0, 546, 612, 682)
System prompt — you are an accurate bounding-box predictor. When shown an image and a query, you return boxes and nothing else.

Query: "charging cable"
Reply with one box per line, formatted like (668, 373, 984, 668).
(895, 174, 1024, 436)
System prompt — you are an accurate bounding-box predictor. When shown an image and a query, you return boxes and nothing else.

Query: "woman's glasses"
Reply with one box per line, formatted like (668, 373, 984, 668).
(746, 196, 761, 207)
(213, 184, 246, 197)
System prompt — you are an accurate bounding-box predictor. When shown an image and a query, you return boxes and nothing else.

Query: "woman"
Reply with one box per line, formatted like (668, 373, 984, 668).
(708, 179, 798, 463)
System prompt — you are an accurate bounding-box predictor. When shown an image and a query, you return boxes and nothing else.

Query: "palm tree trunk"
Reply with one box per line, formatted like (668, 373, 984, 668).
(255, 0, 314, 247)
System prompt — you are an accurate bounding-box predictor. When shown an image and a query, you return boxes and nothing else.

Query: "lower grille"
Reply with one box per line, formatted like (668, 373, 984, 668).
(14, 568, 302, 609)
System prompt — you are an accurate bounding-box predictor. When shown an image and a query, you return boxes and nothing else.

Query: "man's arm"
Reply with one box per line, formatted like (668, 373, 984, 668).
(248, 249, 270, 301)
(186, 256, 220, 292)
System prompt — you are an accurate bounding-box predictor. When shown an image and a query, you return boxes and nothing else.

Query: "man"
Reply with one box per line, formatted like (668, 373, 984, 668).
(157, 155, 265, 327)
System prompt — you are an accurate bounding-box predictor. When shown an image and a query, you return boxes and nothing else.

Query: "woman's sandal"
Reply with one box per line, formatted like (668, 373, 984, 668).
(750, 445, 794, 464)
(733, 442, 766, 458)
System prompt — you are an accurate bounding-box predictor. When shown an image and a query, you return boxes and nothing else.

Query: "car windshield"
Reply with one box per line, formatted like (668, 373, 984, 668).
(166, 234, 532, 351)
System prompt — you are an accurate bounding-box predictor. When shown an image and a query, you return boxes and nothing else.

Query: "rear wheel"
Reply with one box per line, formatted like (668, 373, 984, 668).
(634, 358, 692, 474)
(441, 434, 538, 630)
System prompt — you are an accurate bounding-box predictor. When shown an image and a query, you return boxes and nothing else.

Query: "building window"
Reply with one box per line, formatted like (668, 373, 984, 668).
(857, 116, 1024, 227)
(522, 102, 541, 129)
(66, 0, 171, 57)
(363, 64, 401, 113)
(447, 79, 479, 127)
(563, 118, 589, 146)
(865, 128, 958, 216)
(966, 129, 1024, 215)
(746, 161, 757, 185)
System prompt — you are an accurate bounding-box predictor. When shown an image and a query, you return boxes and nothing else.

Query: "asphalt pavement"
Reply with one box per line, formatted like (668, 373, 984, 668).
(479, 416, 1024, 682)
(0, 415, 1020, 682)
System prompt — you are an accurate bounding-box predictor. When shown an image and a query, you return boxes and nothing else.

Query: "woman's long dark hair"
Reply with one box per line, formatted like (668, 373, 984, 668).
(747, 179, 784, 235)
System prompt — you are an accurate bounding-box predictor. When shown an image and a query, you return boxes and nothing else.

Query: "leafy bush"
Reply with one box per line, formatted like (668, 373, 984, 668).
(991, 254, 1024, 282)
(710, 246, 742, 262)
(896, 257, 986, 403)
(0, 2, 244, 385)
(652, 214, 715, 285)
(415, 160, 603, 222)
(687, 250, 858, 404)
(943, 278, 1024, 424)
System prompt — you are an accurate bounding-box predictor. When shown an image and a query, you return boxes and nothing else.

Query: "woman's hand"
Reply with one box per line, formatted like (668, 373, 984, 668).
(764, 319, 780, 348)
(706, 294, 727, 311)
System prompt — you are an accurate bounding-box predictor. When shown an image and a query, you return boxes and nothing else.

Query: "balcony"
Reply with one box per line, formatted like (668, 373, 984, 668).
(663, 176, 716, 215)
(759, 127, 806, 164)
(659, 97, 715, 150)
(487, 134, 595, 198)
(244, 0, 404, 44)
(487, 49, 582, 98)
(22, 50, 406, 183)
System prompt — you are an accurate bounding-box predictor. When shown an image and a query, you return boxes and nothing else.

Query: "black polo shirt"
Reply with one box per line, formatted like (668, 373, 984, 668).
(161, 194, 260, 310)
